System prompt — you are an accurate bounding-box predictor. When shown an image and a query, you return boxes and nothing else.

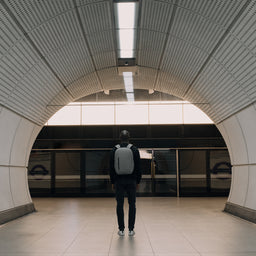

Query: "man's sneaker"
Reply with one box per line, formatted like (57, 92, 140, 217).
(118, 230, 125, 236)
(128, 230, 135, 236)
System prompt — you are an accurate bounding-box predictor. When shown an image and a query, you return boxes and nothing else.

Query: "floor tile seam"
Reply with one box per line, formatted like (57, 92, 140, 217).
(166, 221, 202, 255)
(138, 213, 156, 256)
(60, 221, 91, 256)
(107, 223, 117, 256)
(0, 223, 59, 253)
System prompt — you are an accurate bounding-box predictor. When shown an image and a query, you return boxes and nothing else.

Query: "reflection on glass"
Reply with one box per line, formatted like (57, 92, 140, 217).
(55, 152, 80, 192)
(179, 150, 207, 195)
(154, 150, 177, 195)
(210, 150, 231, 192)
(85, 151, 111, 193)
(28, 152, 51, 192)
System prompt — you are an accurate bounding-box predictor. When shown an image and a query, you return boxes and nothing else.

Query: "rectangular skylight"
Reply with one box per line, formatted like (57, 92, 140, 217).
(116, 2, 136, 58)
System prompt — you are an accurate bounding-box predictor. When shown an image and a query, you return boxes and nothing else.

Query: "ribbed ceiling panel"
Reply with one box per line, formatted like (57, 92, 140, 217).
(39, 89, 73, 124)
(98, 68, 124, 91)
(0, 5, 23, 56)
(0, 6, 67, 124)
(186, 1, 256, 123)
(140, 0, 174, 33)
(67, 72, 102, 100)
(30, 10, 95, 85)
(4, 0, 74, 32)
(4, 1, 95, 87)
(88, 31, 116, 69)
(44, 37, 94, 85)
(93, 51, 116, 70)
(5, 61, 68, 124)
(155, 71, 188, 98)
(133, 67, 157, 90)
(171, 5, 224, 54)
(77, 1, 112, 34)
(178, 0, 247, 29)
(161, 36, 208, 95)
(77, 1, 116, 69)
(159, 1, 248, 98)
(137, 30, 166, 68)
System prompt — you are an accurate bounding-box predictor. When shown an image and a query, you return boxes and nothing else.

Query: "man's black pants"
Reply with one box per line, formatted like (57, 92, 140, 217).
(115, 181, 136, 231)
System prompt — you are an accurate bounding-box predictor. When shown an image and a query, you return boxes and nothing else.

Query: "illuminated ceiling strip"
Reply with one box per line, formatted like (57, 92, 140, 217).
(123, 72, 134, 102)
(116, 2, 136, 58)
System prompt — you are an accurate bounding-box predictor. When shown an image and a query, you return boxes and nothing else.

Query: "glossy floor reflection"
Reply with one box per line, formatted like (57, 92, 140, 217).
(0, 197, 256, 256)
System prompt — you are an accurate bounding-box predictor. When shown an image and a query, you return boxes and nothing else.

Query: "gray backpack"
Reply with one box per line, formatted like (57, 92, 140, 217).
(114, 144, 134, 175)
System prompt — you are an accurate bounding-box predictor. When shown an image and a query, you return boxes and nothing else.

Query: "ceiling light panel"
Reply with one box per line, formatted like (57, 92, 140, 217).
(115, 2, 137, 58)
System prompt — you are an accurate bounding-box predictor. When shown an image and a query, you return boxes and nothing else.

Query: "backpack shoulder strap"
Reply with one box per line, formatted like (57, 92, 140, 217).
(127, 144, 133, 149)
(115, 144, 121, 149)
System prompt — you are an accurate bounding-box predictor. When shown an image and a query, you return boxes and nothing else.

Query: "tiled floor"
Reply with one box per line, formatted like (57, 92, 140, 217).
(0, 197, 256, 256)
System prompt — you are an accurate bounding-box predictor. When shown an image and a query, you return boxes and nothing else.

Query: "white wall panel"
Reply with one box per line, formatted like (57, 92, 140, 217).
(10, 118, 35, 166)
(223, 116, 248, 165)
(244, 165, 256, 210)
(237, 105, 256, 164)
(10, 167, 30, 207)
(228, 166, 249, 206)
(0, 167, 13, 211)
(25, 124, 42, 165)
(0, 108, 21, 165)
(216, 122, 234, 164)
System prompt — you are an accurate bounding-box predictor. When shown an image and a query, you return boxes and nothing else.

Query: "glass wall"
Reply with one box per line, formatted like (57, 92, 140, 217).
(179, 150, 207, 196)
(28, 148, 230, 197)
(85, 150, 112, 194)
(55, 152, 81, 194)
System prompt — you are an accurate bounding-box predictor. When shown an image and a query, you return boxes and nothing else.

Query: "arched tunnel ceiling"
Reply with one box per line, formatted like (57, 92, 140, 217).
(0, 0, 256, 125)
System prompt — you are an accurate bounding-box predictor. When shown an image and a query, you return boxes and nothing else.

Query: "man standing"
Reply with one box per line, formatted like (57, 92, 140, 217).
(110, 130, 141, 236)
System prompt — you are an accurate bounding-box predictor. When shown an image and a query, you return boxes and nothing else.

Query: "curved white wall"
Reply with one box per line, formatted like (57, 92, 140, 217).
(1, 102, 256, 222)
(217, 103, 256, 211)
(0, 107, 41, 214)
